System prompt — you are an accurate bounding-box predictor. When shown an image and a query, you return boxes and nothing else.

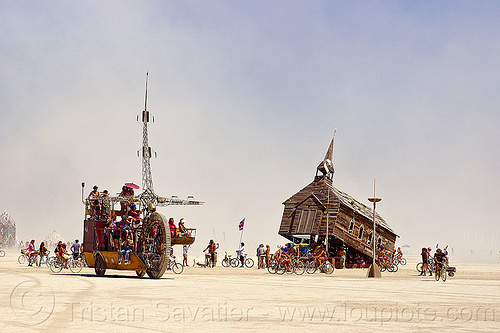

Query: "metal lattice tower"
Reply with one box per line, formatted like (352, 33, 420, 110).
(139, 73, 158, 206)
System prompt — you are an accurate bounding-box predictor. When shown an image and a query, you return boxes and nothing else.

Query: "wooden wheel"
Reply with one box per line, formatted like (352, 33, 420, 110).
(94, 253, 106, 277)
(139, 212, 170, 279)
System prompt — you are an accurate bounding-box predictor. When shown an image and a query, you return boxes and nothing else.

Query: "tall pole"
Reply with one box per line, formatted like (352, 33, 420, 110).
(325, 189, 330, 253)
(367, 179, 381, 278)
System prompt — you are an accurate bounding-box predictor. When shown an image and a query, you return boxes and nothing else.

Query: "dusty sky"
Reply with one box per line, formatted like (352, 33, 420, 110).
(1, 1, 499, 258)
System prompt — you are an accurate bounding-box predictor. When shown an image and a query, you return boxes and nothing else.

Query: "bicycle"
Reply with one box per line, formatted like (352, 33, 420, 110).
(18, 248, 28, 264)
(393, 252, 406, 265)
(434, 262, 447, 282)
(168, 256, 184, 274)
(416, 260, 435, 275)
(221, 251, 235, 268)
(231, 253, 254, 268)
(49, 256, 83, 273)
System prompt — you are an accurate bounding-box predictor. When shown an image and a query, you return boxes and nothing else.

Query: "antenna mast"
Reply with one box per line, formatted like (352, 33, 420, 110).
(139, 72, 157, 205)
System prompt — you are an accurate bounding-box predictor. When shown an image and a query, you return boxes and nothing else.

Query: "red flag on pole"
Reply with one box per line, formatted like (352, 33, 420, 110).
(238, 218, 245, 231)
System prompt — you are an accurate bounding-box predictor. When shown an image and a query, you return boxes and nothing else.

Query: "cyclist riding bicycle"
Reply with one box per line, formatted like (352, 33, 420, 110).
(434, 248, 446, 272)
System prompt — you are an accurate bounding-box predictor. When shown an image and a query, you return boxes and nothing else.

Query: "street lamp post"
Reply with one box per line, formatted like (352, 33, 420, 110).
(367, 179, 382, 278)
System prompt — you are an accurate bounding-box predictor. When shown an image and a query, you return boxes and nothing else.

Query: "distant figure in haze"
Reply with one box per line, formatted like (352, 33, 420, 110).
(265, 244, 271, 267)
(420, 247, 429, 276)
(27, 239, 37, 266)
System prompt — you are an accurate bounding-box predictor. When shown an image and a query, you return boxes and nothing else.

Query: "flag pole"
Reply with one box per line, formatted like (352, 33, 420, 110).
(238, 218, 245, 250)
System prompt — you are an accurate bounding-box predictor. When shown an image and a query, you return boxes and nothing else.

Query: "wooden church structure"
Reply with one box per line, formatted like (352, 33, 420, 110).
(278, 138, 398, 266)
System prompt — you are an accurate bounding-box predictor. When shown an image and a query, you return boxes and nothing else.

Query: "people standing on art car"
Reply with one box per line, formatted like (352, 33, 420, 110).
(119, 186, 134, 221)
(88, 185, 101, 219)
(100, 190, 111, 219)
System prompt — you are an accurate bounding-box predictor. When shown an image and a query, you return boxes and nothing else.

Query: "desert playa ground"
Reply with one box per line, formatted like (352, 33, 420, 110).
(0, 251, 499, 333)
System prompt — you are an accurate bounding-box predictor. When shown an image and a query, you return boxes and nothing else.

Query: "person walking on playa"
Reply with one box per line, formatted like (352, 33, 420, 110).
(183, 245, 190, 266)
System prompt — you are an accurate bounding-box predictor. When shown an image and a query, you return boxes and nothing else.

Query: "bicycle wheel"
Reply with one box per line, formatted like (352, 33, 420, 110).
(267, 260, 278, 274)
(391, 264, 398, 273)
(230, 258, 240, 267)
(305, 262, 317, 274)
(441, 268, 447, 282)
(294, 261, 306, 275)
(172, 263, 184, 274)
(0, 250, 5, 257)
(221, 258, 230, 268)
(49, 260, 63, 273)
(379, 264, 386, 272)
(416, 262, 423, 273)
(276, 262, 287, 275)
(322, 261, 334, 274)
(69, 260, 83, 273)
(18, 254, 26, 265)
(245, 258, 254, 268)
(435, 268, 440, 281)
(399, 258, 407, 265)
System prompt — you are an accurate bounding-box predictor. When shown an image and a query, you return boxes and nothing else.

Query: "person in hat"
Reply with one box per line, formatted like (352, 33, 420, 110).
(178, 218, 187, 236)
(88, 185, 101, 219)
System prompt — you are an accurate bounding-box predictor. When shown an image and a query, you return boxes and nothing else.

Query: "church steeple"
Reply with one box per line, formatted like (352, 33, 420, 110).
(316, 133, 335, 181)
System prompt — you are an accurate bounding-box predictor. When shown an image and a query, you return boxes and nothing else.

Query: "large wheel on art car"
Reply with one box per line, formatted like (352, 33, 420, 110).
(138, 211, 171, 279)
(94, 253, 106, 277)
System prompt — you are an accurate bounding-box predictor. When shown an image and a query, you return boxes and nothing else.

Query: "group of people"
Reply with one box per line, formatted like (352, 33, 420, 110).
(168, 218, 191, 238)
(420, 246, 449, 276)
(88, 184, 140, 222)
(23, 239, 82, 268)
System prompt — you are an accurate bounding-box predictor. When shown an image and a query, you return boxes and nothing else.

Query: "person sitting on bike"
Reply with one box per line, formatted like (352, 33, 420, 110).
(314, 245, 328, 266)
(39, 242, 48, 266)
(434, 248, 446, 274)
(27, 239, 38, 266)
(71, 239, 82, 260)
(57, 243, 70, 268)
